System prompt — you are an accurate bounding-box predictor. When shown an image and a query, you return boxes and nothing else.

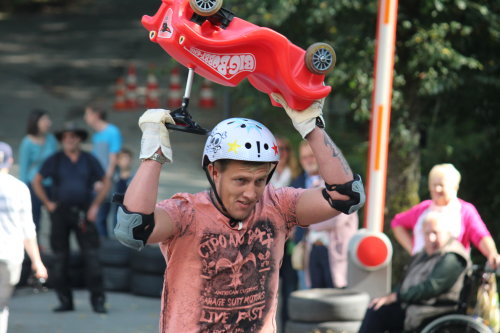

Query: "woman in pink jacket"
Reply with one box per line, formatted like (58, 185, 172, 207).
(391, 163, 500, 268)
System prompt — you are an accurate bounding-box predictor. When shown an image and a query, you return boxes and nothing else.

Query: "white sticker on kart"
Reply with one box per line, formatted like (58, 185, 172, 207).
(186, 47, 256, 80)
(158, 8, 173, 39)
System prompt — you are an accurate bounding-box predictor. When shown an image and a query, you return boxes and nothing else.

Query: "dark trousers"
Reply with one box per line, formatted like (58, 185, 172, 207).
(309, 244, 334, 288)
(358, 302, 406, 333)
(50, 205, 104, 301)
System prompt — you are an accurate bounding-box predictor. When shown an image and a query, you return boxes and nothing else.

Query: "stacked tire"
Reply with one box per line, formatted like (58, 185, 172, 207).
(130, 245, 166, 298)
(99, 239, 132, 292)
(285, 288, 370, 333)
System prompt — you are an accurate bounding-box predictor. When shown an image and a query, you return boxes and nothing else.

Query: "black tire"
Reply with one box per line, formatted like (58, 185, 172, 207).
(130, 245, 166, 275)
(285, 320, 361, 333)
(130, 272, 164, 298)
(189, 0, 223, 16)
(99, 239, 131, 267)
(102, 266, 130, 292)
(305, 43, 336, 75)
(288, 288, 369, 322)
(420, 314, 492, 333)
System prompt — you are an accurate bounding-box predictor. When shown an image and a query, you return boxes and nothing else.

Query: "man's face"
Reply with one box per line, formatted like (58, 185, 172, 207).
(299, 144, 319, 175)
(428, 172, 457, 206)
(84, 107, 97, 126)
(423, 216, 450, 255)
(61, 132, 81, 152)
(211, 160, 270, 221)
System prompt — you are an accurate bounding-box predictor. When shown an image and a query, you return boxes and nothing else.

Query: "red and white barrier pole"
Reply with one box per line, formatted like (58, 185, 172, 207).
(364, 0, 399, 234)
(349, 0, 399, 297)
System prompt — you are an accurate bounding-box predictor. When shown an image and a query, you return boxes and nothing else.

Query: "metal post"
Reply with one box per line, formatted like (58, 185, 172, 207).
(348, 0, 399, 299)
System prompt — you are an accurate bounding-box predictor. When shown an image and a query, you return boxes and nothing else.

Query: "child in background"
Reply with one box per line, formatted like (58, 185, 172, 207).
(112, 148, 134, 229)
(115, 148, 134, 195)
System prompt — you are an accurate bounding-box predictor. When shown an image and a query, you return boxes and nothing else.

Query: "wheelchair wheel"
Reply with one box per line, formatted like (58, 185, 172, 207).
(420, 314, 492, 333)
(305, 43, 336, 75)
(190, 0, 223, 16)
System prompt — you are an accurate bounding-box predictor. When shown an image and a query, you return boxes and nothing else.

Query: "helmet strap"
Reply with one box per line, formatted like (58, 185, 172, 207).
(266, 162, 278, 184)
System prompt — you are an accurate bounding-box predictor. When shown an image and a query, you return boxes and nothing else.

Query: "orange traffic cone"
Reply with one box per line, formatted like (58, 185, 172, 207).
(113, 77, 127, 110)
(125, 64, 139, 109)
(167, 67, 182, 108)
(145, 66, 160, 108)
(199, 78, 216, 108)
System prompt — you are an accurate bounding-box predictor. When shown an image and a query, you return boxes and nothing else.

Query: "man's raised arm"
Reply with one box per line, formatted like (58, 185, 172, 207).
(115, 109, 176, 249)
(272, 94, 365, 226)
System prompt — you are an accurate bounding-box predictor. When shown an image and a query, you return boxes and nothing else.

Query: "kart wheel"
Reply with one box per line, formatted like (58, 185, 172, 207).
(305, 43, 336, 75)
(190, 0, 223, 16)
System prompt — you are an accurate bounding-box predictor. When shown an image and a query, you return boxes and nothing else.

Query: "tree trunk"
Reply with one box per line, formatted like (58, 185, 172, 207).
(385, 118, 422, 284)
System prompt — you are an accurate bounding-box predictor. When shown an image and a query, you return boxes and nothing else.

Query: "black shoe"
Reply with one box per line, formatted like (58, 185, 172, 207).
(91, 294, 107, 314)
(54, 290, 74, 312)
(92, 302, 107, 314)
(53, 303, 74, 312)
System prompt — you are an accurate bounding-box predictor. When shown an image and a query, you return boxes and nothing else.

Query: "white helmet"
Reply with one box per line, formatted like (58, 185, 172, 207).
(202, 118, 280, 167)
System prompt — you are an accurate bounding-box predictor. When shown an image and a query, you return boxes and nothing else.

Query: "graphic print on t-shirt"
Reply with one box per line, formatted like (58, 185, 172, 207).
(198, 220, 275, 333)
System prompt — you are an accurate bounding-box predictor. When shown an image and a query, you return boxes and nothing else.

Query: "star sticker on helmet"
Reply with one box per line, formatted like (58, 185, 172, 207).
(227, 140, 241, 153)
(272, 143, 279, 155)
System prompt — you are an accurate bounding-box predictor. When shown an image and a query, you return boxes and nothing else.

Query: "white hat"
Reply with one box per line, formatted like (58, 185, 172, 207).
(0, 142, 13, 169)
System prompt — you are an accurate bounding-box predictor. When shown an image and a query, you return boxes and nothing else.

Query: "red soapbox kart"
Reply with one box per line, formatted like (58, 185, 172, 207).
(142, 0, 336, 134)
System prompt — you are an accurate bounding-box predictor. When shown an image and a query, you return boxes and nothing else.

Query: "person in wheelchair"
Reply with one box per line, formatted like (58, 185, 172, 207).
(358, 211, 471, 333)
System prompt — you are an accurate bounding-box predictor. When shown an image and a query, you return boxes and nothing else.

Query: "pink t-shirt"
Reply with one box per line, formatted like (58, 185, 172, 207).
(390, 198, 490, 253)
(156, 185, 304, 333)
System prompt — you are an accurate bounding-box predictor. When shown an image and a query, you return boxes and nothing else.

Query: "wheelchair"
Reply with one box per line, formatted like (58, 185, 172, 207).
(418, 264, 498, 333)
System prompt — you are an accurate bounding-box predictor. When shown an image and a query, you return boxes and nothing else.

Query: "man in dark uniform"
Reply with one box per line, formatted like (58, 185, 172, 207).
(32, 125, 110, 313)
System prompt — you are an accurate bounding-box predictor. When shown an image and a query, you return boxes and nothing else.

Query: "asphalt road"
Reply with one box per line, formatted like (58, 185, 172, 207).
(9, 288, 161, 333)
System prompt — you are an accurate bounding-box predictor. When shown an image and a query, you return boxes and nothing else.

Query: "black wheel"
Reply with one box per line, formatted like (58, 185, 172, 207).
(420, 314, 492, 333)
(102, 266, 130, 292)
(305, 43, 336, 75)
(130, 245, 166, 275)
(189, 0, 223, 16)
(130, 272, 164, 298)
(99, 239, 131, 267)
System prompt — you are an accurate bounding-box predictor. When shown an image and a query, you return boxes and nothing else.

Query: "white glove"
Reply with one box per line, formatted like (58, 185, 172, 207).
(138, 109, 175, 163)
(271, 93, 325, 138)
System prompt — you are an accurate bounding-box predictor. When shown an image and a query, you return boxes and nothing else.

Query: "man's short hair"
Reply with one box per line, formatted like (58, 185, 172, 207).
(423, 210, 452, 238)
(215, 159, 271, 172)
(87, 105, 107, 121)
(119, 147, 133, 158)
